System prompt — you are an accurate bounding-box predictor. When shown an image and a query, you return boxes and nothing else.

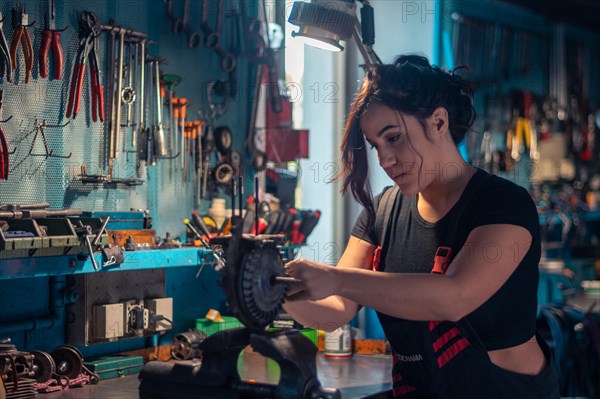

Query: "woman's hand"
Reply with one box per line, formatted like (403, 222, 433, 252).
(284, 258, 341, 302)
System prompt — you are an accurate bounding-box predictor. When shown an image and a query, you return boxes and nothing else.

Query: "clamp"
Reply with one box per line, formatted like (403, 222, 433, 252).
(10, 2, 35, 84)
(66, 11, 104, 121)
(39, 0, 67, 80)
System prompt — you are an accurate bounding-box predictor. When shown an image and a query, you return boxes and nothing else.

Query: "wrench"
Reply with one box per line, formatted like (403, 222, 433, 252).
(181, 0, 201, 49)
(201, 0, 236, 72)
(167, 0, 184, 35)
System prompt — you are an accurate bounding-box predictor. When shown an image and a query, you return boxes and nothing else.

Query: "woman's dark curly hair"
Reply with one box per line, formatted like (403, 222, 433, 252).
(335, 54, 476, 231)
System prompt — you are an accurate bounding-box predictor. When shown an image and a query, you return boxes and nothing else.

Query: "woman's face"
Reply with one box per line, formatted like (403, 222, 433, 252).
(359, 103, 438, 195)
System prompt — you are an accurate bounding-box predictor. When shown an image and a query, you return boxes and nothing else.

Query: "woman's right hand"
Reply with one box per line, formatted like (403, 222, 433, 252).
(284, 258, 341, 302)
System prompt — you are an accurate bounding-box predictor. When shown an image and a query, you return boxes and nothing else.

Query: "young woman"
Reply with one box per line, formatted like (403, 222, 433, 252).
(283, 55, 560, 398)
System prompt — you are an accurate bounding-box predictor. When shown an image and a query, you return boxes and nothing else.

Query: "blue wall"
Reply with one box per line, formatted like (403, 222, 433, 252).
(0, 0, 253, 356)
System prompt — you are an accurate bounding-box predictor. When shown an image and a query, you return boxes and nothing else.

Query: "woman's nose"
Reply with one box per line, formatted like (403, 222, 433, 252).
(379, 151, 397, 168)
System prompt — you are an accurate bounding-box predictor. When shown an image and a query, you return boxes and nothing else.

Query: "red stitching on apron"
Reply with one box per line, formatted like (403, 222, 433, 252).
(432, 327, 460, 352)
(392, 373, 403, 383)
(437, 337, 470, 368)
(429, 320, 442, 331)
(393, 385, 417, 397)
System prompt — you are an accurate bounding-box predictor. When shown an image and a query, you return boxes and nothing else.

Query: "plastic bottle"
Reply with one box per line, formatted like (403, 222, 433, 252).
(324, 324, 352, 358)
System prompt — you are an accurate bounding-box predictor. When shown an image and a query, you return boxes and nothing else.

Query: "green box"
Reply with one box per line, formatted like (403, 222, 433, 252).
(269, 328, 318, 347)
(195, 316, 244, 336)
(195, 317, 317, 347)
(84, 355, 144, 380)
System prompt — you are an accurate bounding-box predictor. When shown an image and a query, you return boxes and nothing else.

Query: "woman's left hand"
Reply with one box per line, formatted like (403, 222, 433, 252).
(284, 258, 341, 302)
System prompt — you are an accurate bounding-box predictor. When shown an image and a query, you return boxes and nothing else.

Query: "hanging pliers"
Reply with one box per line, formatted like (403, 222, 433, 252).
(66, 11, 104, 122)
(10, 2, 35, 84)
(0, 13, 13, 82)
(0, 90, 13, 180)
(39, 0, 66, 80)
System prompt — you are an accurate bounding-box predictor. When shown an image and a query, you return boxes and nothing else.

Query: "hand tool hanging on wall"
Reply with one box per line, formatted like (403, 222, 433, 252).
(201, 0, 236, 72)
(153, 59, 167, 157)
(65, 11, 104, 121)
(0, 90, 15, 180)
(39, 0, 66, 80)
(27, 119, 72, 159)
(0, 13, 13, 82)
(161, 74, 181, 175)
(166, 0, 182, 35)
(122, 41, 137, 128)
(134, 39, 146, 150)
(172, 0, 201, 49)
(113, 29, 125, 145)
(102, 24, 127, 169)
(0, 126, 10, 180)
(10, 2, 34, 84)
(174, 97, 188, 173)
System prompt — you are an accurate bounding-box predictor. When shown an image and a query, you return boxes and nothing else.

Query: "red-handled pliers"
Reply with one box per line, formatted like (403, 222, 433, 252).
(0, 90, 12, 180)
(66, 11, 104, 122)
(39, 0, 66, 80)
(10, 2, 34, 84)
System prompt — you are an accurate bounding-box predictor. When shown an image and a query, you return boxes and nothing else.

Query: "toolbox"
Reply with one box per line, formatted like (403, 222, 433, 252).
(83, 355, 144, 380)
(36, 217, 79, 248)
(0, 219, 43, 250)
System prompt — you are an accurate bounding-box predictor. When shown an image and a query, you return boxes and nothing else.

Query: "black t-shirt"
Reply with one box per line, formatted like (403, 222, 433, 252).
(351, 168, 541, 350)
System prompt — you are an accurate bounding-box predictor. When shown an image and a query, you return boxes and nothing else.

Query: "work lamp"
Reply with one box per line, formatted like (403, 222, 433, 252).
(288, 0, 381, 65)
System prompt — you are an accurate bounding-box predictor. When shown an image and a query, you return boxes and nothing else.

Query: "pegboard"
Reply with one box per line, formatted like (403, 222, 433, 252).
(0, 0, 258, 238)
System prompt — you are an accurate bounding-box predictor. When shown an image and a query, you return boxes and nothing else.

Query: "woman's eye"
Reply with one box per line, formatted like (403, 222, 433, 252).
(389, 135, 401, 143)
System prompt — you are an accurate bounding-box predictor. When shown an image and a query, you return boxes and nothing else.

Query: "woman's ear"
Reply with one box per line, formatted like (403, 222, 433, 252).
(429, 107, 449, 137)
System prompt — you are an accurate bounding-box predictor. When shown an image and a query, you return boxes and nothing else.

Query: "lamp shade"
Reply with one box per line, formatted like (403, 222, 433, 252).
(288, 0, 356, 52)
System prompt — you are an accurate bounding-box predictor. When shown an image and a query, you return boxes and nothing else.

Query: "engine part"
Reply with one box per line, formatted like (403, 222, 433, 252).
(51, 345, 82, 379)
(213, 162, 234, 185)
(214, 126, 232, 155)
(211, 224, 288, 331)
(31, 351, 56, 383)
(171, 330, 208, 360)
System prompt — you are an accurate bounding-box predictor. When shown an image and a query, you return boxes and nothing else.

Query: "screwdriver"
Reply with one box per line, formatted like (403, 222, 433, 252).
(180, 98, 188, 173)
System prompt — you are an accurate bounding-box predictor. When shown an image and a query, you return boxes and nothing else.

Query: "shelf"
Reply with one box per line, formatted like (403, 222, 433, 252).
(0, 247, 211, 280)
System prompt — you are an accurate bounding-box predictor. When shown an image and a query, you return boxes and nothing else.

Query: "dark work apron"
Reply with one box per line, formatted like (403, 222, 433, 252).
(370, 175, 561, 398)
(377, 313, 561, 398)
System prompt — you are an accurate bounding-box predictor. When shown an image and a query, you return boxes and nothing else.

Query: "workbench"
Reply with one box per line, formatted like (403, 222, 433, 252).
(42, 352, 393, 399)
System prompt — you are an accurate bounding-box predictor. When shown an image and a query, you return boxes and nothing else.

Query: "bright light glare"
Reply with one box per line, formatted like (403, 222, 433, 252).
(294, 36, 343, 52)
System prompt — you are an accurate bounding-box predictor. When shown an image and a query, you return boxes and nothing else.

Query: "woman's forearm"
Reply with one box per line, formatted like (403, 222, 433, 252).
(282, 296, 358, 332)
(335, 268, 459, 321)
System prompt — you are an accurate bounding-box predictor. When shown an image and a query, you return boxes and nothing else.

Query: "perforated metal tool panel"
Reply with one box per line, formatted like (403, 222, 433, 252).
(0, 0, 253, 237)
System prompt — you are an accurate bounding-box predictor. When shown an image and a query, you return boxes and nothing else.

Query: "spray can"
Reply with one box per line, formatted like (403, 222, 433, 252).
(324, 324, 352, 358)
